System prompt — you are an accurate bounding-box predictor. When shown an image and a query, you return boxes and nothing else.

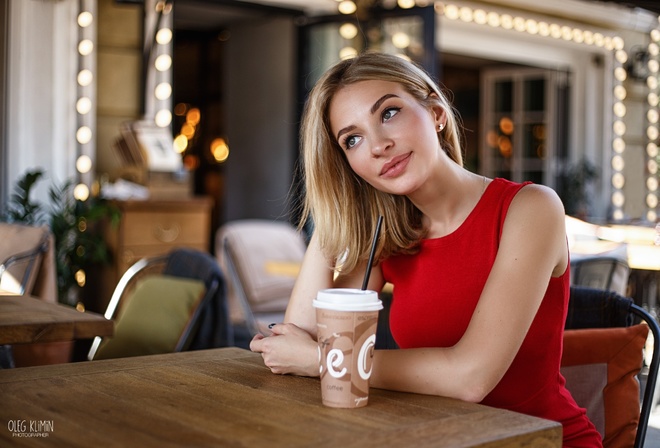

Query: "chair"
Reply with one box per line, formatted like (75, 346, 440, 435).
(215, 220, 307, 340)
(375, 288, 399, 350)
(570, 256, 631, 296)
(562, 285, 660, 448)
(87, 248, 232, 360)
(0, 223, 53, 297)
(1, 223, 58, 368)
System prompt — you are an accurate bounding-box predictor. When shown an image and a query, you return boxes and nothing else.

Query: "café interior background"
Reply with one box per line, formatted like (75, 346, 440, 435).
(1, 0, 659, 241)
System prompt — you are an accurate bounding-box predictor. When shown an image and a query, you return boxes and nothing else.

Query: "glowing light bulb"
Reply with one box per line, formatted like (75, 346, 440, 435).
(615, 50, 627, 64)
(339, 23, 358, 40)
(186, 108, 201, 125)
(614, 85, 627, 100)
(397, 0, 415, 9)
(486, 12, 500, 28)
(76, 126, 92, 144)
(78, 11, 93, 27)
(155, 109, 172, 127)
(612, 173, 625, 189)
(444, 5, 459, 21)
(392, 32, 411, 49)
(473, 9, 487, 25)
(156, 28, 173, 45)
(77, 69, 93, 86)
(155, 54, 172, 71)
(211, 138, 230, 162)
(613, 137, 625, 153)
(74, 184, 90, 201)
(612, 155, 625, 171)
(78, 39, 94, 56)
(339, 47, 358, 60)
(338, 1, 357, 15)
(612, 191, 625, 207)
(459, 7, 473, 23)
(76, 97, 92, 115)
(76, 155, 92, 174)
(155, 82, 172, 100)
(174, 134, 188, 153)
(613, 102, 626, 118)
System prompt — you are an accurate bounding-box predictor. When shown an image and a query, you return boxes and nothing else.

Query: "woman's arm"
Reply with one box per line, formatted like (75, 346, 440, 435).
(284, 232, 386, 332)
(370, 184, 569, 402)
(283, 232, 335, 333)
(250, 232, 385, 376)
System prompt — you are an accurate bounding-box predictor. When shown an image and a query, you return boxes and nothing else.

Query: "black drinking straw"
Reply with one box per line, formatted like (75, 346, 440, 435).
(361, 215, 383, 290)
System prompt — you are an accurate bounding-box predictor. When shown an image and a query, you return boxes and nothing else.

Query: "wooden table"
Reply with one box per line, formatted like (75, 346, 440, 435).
(0, 295, 114, 345)
(0, 347, 562, 447)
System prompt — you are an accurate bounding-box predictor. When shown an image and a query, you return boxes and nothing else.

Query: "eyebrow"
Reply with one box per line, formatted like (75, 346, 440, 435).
(335, 93, 400, 141)
(371, 93, 398, 114)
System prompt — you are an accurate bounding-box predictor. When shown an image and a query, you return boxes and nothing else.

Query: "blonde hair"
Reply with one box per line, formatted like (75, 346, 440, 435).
(298, 52, 463, 273)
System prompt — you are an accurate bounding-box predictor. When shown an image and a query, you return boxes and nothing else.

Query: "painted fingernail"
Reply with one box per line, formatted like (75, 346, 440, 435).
(268, 323, 277, 329)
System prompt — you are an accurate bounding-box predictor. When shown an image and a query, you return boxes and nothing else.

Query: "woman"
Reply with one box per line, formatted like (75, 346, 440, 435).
(250, 52, 601, 447)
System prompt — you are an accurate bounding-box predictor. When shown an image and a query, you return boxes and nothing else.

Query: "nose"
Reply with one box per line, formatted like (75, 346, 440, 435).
(370, 131, 393, 157)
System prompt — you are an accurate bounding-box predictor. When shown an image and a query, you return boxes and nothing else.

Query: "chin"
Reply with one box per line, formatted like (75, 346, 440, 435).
(377, 184, 417, 196)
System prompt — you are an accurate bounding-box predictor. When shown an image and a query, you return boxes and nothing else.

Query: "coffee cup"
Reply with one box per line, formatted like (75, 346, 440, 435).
(313, 288, 383, 408)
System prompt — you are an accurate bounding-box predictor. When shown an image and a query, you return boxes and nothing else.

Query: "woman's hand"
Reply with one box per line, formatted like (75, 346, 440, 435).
(249, 323, 319, 377)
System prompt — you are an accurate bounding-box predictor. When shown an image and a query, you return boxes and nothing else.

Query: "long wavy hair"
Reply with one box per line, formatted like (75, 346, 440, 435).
(298, 52, 464, 274)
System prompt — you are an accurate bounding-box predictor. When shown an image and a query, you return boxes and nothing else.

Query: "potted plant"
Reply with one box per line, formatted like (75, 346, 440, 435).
(557, 159, 599, 220)
(1, 169, 121, 366)
(1, 169, 119, 306)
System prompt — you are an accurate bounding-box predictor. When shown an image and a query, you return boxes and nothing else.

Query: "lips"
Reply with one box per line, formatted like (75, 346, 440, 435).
(380, 152, 412, 178)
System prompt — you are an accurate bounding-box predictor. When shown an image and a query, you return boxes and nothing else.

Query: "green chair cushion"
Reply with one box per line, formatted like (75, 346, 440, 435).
(94, 275, 206, 360)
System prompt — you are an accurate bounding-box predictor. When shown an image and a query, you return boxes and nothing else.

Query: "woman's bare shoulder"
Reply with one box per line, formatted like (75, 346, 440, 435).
(505, 183, 566, 234)
(514, 183, 564, 213)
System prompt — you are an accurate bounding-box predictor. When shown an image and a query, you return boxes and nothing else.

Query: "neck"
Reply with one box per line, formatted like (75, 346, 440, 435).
(409, 164, 487, 239)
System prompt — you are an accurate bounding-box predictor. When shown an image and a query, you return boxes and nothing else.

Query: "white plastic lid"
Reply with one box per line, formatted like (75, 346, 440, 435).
(313, 288, 383, 311)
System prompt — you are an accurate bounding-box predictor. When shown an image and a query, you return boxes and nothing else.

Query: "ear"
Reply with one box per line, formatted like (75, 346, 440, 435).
(427, 93, 447, 129)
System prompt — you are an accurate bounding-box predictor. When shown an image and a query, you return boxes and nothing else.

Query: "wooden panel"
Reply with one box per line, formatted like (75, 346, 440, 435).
(93, 198, 213, 313)
(97, 50, 142, 115)
(120, 210, 208, 247)
(97, 0, 143, 48)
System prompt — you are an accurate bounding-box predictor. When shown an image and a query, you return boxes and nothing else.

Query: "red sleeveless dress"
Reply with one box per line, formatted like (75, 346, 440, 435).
(381, 178, 602, 447)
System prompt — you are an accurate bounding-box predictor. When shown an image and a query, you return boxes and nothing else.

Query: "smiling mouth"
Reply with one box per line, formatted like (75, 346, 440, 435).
(380, 153, 412, 177)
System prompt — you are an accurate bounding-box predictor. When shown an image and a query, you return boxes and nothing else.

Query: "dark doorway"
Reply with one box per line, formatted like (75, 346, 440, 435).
(173, 1, 303, 252)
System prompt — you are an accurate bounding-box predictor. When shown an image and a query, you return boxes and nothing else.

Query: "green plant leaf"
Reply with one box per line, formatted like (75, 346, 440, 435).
(3, 169, 116, 304)
(0, 169, 46, 224)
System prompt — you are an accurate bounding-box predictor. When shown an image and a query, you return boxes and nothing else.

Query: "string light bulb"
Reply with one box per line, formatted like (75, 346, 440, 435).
(338, 1, 357, 15)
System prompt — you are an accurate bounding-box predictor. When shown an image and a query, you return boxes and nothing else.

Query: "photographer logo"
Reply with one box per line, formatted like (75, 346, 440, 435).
(8, 420, 54, 438)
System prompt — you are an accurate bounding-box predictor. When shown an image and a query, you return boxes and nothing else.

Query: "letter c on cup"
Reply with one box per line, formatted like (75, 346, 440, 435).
(327, 348, 347, 378)
(358, 334, 376, 380)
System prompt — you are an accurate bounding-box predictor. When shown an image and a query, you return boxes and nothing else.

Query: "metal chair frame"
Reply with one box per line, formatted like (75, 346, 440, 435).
(570, 256, 631, 295)
(631, 303, 660, 448)
(0, 232, 49, 295)
(222, 238, 263, 337)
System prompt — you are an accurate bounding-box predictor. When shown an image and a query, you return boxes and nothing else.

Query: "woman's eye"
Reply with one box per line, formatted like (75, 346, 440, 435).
(382, 107, 400, 122)
(344, 135, 362, 149)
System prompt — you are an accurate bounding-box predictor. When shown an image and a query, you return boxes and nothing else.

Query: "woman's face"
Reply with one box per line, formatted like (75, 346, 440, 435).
(328, 80, 445, 196)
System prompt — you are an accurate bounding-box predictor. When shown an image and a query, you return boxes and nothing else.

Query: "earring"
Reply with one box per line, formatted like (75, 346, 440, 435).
(438, 123, 444, 132)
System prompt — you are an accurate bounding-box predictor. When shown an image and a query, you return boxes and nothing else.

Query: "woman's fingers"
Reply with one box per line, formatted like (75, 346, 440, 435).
(249, 333, 265, 352)
(248, 324, 319, 376)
